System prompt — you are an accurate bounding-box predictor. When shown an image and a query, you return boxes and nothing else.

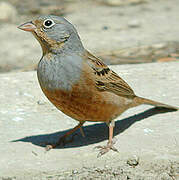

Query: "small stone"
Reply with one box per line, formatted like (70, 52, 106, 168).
(127, 155, 139, 167)
(156, 172, 171, 180)
(102, 26, 109, 30)
(101, 0, 146, 6)
(128, 20, 141, 28)
(0, 2, 17, 22)
(104, 165, 109, 168)
(12, 117, 23, 122)
(152, 43, 166, 49)
(104, 0, 124, 6)
(72, 170, 78, 174)
(37, 100, 46, 105)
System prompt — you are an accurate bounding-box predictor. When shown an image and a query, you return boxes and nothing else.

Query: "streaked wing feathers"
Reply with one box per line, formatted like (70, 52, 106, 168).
(86, 51, 136, 98)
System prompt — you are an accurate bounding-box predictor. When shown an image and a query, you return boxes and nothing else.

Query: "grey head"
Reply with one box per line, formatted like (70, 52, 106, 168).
(18, 15, 85, 55)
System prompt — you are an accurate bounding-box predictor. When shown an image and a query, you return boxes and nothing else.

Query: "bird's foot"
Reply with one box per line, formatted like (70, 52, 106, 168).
(45, 133, 77, 151)
(95, 140, 119, 157)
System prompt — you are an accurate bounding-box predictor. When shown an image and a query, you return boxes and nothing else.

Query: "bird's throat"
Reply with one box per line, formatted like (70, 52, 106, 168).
(32, 31, 65, 55)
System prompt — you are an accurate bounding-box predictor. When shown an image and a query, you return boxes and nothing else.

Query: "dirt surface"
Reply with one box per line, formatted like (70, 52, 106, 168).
(0, 0, 179, 72)
(0, 62, 179, 179)
(0, 0, 179, 179)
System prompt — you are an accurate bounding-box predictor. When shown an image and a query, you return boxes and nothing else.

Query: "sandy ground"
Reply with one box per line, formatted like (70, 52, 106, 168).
(0, 62, 179, 179)
(0, 0, 179, 72)
(0, 0, 179, 179)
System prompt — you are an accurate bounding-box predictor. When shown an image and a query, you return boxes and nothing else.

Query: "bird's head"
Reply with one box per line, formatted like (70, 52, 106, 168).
(18, 15, 84, 55)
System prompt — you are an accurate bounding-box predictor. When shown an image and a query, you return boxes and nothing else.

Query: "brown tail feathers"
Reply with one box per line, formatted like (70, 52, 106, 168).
(134, 96, 178, 110)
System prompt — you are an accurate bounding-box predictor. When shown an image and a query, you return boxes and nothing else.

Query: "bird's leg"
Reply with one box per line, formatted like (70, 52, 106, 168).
(80, 127, 85, 137)
(96, 120, 118, 157)
(46, 121, 85, 151)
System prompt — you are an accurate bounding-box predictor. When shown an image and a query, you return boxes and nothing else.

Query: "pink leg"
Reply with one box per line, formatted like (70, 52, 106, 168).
(46, 121, 85, 151)
(96, 120, 118, 157)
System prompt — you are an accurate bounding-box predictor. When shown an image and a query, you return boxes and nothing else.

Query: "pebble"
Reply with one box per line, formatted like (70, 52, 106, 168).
(72, 170, 78, 174)
(102, 26, 109, 30)
(127, 155, 139, 167)
(128, 20, 141, 28)
(12, 117, 23, 122)
(37, 100, 46, 105)
(101, 0, 146, 6)
(157, 172, 172, 180)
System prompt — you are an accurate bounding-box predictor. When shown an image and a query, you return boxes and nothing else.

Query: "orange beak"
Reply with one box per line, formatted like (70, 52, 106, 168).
(18, 21, 36, 32)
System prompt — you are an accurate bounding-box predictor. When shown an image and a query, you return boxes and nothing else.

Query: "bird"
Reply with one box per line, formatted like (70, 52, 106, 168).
(18, 15, 178, 157)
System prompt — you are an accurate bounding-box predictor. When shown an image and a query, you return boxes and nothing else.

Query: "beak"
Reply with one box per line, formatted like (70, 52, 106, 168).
(18, 21, 36, 32)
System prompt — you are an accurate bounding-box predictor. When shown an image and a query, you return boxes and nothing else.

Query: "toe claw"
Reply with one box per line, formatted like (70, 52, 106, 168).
(94, 145, 104, 149)
(44, 134, 78, 151)
(95, 141, 119, 157)
(111, 146, 119, 152)
(97, 151, 106, 158)
(45, 144, 54, 151)
(97, 147, 110, 158)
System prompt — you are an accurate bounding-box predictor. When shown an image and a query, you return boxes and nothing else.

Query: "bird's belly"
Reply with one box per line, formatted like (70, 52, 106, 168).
(41, 87, 130, 122)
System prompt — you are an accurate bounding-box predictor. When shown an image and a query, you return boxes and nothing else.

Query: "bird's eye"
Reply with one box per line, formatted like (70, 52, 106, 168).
(43, 19, 55, 28)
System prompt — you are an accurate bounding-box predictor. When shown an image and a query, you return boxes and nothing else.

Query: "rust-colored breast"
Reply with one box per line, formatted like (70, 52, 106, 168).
(40, 62, 132, 123)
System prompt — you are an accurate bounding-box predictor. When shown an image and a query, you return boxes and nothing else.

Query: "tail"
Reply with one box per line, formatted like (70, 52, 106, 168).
(134, 96, 178, 110)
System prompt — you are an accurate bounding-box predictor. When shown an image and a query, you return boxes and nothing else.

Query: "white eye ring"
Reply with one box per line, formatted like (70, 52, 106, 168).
(43, 19, 55, 28)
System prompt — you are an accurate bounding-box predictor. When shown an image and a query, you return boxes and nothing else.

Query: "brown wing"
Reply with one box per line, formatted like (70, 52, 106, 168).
(85, 51, 136, 98)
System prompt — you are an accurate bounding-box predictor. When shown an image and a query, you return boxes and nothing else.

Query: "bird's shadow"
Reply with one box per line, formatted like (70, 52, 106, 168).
(12, 107, 176, 148)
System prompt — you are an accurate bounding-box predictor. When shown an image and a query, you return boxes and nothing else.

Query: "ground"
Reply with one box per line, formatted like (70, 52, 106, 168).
(0, 62, 179, 179)
(0, 0, 179, 179)
(1, 0, 179, 72)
